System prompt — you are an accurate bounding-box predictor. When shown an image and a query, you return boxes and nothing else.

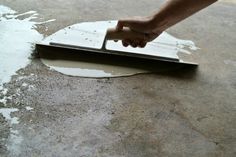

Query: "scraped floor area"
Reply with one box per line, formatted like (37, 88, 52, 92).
(0, 0, 236, 156)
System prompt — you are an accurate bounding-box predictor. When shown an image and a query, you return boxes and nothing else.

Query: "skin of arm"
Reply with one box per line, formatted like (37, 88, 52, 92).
(115, 0, 217, 48)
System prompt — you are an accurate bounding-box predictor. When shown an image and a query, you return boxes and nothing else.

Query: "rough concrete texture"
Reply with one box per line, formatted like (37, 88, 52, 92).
(0, 0, 236, 156)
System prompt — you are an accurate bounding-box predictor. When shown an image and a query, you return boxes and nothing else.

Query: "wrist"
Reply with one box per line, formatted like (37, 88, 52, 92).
(149, 13, 169, 33)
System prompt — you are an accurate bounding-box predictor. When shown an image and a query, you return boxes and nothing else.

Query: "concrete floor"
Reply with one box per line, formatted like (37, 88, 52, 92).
(0, 0, 236, 156)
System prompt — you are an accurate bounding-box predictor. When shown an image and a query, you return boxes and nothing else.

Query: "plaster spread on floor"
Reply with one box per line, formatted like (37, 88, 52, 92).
(41, 21, 199, 78)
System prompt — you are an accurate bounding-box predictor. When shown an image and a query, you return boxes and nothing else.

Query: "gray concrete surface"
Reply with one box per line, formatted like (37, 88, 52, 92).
(0, 0, 236, 156)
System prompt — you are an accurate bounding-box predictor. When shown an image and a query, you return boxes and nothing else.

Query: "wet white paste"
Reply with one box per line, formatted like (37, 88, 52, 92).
(0, 5, 55, 89)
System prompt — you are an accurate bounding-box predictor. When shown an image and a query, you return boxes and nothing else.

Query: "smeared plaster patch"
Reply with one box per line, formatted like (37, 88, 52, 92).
(0, 108, 22, 155)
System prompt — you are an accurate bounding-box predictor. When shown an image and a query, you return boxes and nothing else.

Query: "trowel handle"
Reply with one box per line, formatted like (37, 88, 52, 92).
(101, 27, 145, 50)
(106, 27, 145, 40)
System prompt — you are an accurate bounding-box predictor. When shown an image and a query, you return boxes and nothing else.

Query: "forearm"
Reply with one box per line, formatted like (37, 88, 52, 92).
(150, 0, 217, 31)
(114, 0, 217, 47)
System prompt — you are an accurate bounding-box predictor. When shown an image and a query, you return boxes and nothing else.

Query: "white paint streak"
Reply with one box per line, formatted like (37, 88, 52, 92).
(36, 19, 56, 25)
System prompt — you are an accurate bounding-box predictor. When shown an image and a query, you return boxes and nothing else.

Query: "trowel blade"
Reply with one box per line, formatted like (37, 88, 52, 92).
(36, 43, 198, 67)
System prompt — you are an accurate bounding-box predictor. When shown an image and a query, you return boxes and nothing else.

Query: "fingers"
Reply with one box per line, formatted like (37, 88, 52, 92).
(122, 39, 130, 47)
(115, 17, 162, 48)
(116, 17, 151, 33)
(122, 39, 147, 48)
(139, 41, 147, 48)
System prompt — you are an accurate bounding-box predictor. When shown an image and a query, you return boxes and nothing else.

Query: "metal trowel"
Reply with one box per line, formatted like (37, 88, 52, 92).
(36, 27, 198, 66)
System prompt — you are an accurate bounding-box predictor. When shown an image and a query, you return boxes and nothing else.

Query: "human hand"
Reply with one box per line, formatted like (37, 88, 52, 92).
(115, 16, 163, 48)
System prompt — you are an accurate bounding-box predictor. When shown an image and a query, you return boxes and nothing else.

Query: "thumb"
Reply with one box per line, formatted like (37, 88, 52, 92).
(116, 19, 135, 31)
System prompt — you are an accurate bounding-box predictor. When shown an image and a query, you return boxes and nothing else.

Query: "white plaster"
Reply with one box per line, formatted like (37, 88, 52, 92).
(0, 5, 55, 89)
(0, 108, 19, 124)
(0, 5, 16, 15)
